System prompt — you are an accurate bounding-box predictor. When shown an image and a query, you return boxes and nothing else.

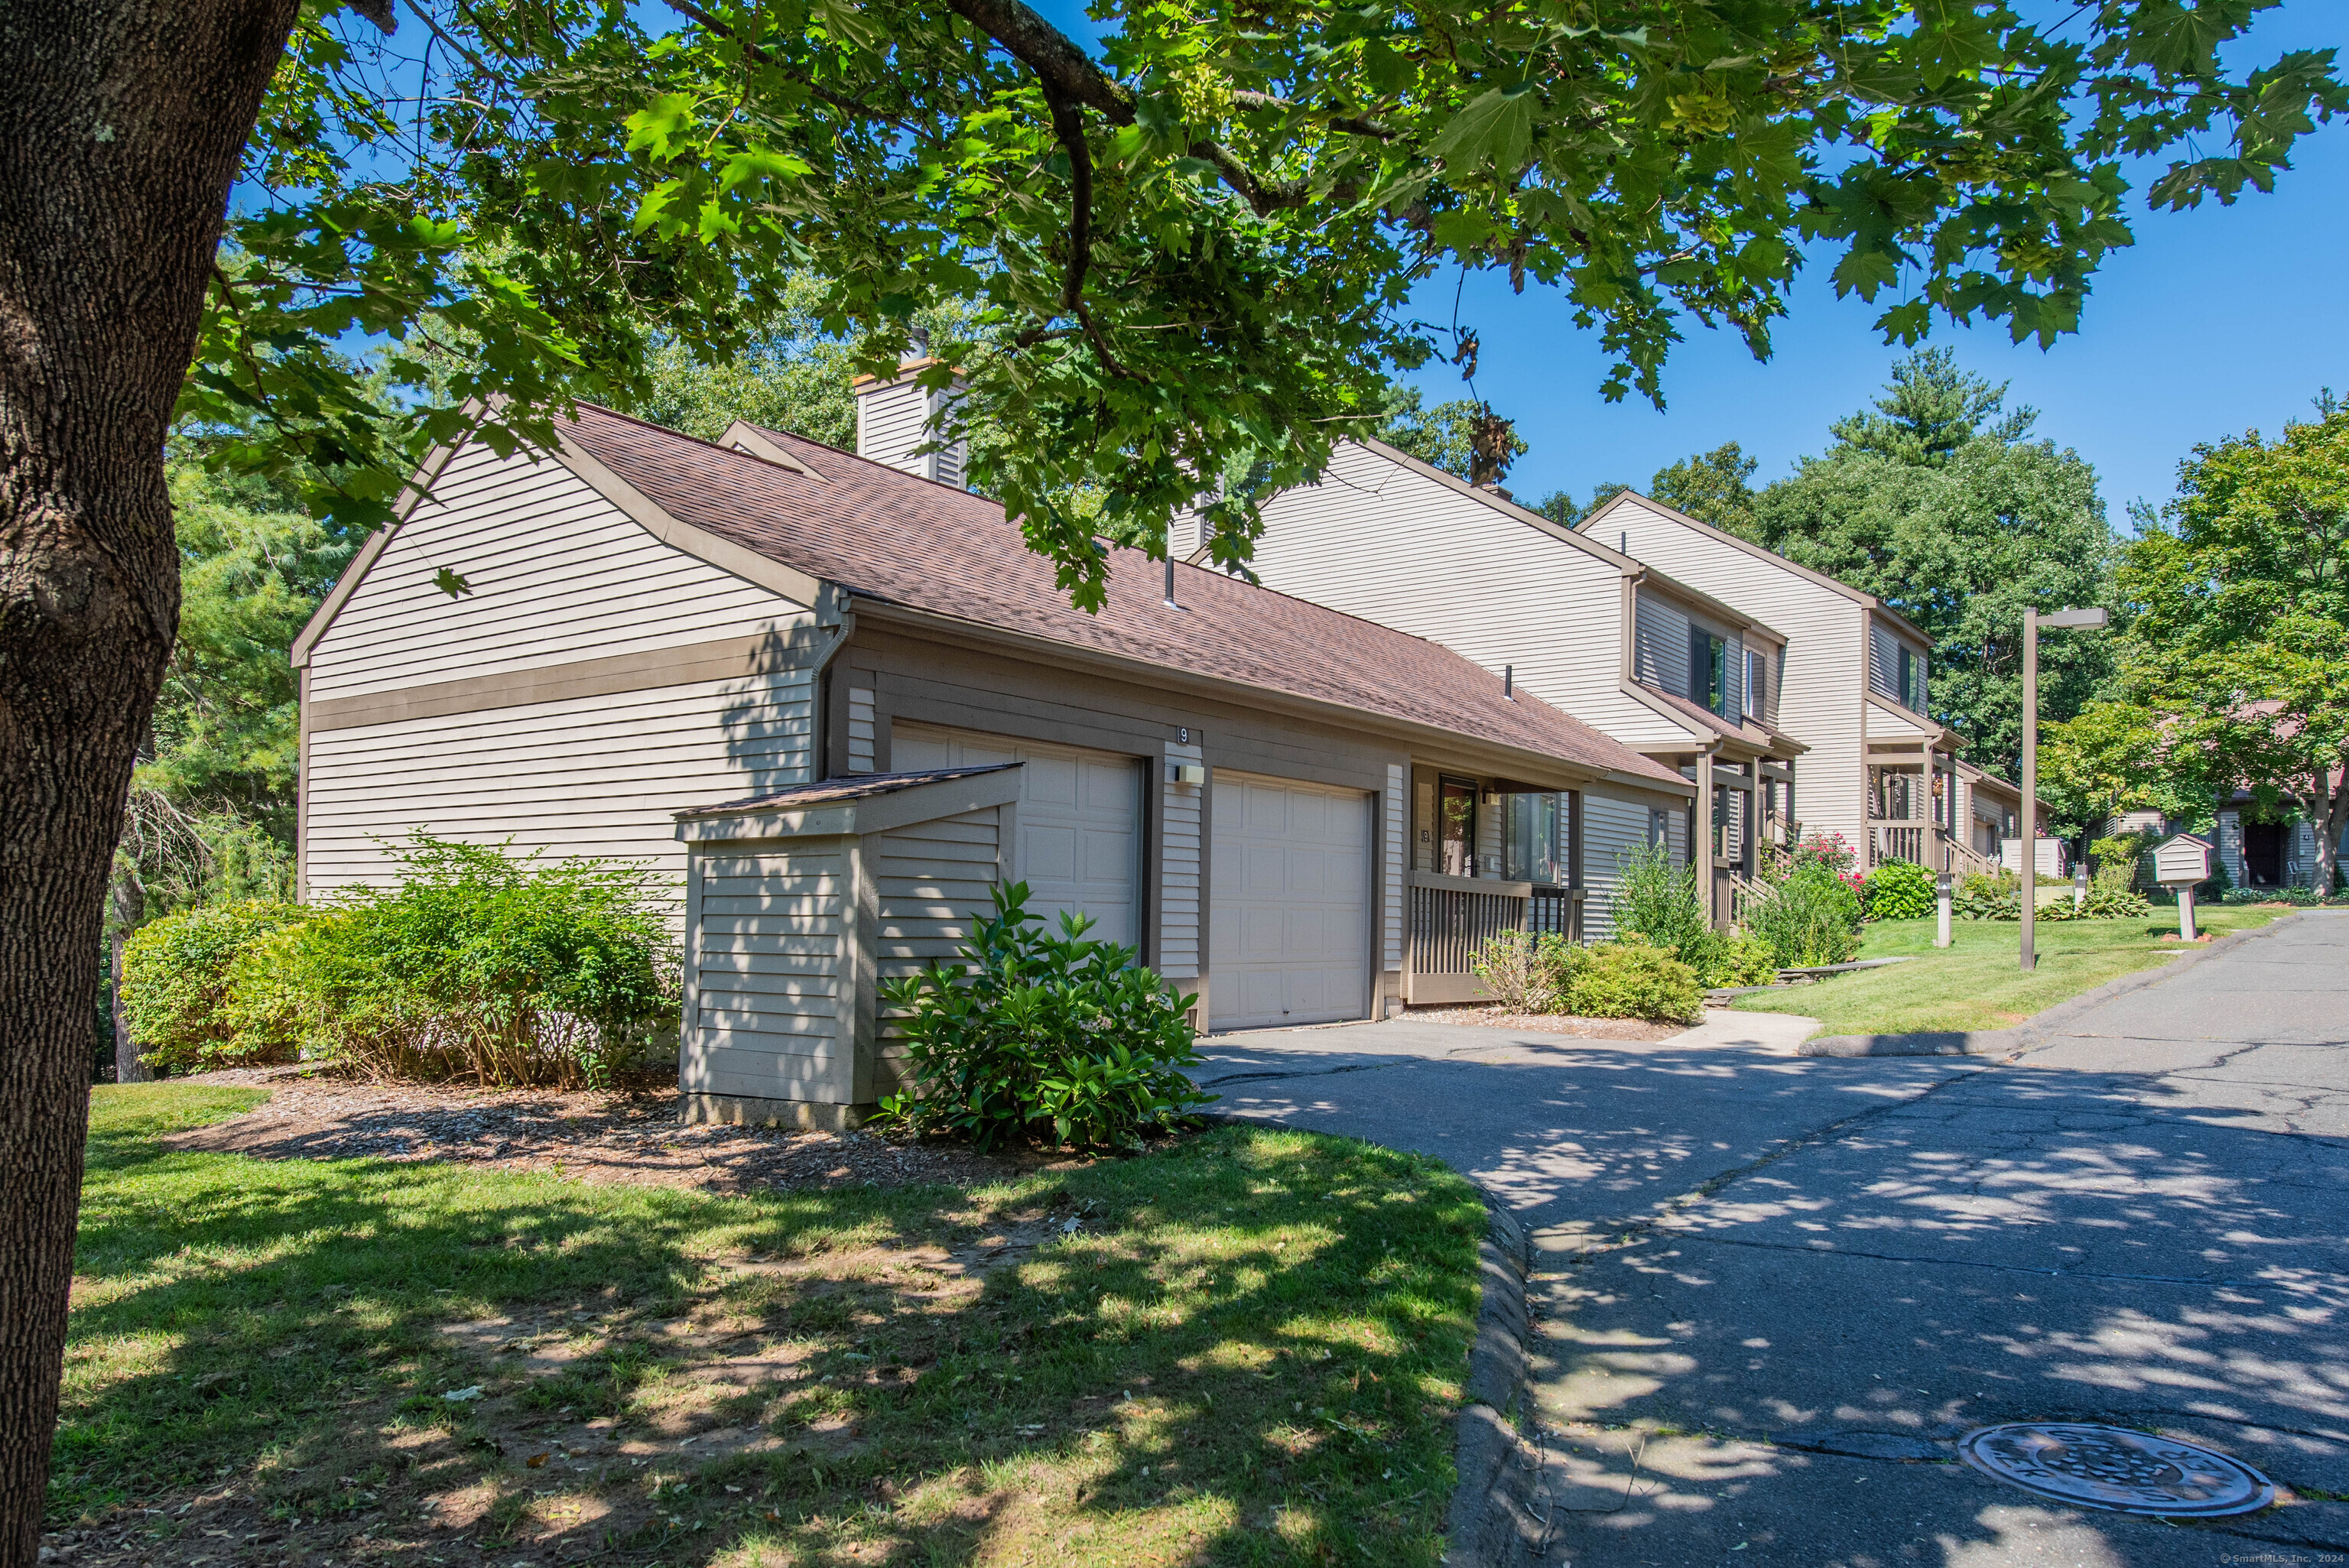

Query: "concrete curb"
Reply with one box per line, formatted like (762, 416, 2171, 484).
(1445, 1200, 1547, 1567)
(1795, 912, 2312, 1058)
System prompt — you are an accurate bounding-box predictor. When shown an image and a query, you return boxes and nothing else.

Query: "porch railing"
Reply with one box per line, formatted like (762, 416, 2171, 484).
(1527, 885, 1584, 943)
(1407, 870, 1532, 1005)
(1869, 823, 1927, 867)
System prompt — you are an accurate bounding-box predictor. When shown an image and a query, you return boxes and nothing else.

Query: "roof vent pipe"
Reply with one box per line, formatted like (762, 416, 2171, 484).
(1164, 553, 1178, 609)
(1620, 530, 1629, 557)
(1504, 664, 1514, 700)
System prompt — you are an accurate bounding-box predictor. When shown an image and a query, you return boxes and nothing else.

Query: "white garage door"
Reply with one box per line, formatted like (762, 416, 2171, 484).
(892, 724, 1141, 948)
(1210, 773, 1371, 1031)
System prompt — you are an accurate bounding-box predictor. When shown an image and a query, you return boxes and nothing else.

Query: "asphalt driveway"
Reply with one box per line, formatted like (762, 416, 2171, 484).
(1199, 913, 2349, 1566)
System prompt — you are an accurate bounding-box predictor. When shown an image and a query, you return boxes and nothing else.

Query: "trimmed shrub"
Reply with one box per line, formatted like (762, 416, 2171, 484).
(1745, 868, 1863, 967)
(118, 899, 313, 1071)
(1957, 873, 2151, 920)
(1863, 861, 1937, 921)
(1568, 936, 1703, 1024)
(875, 882, 1210, 1151)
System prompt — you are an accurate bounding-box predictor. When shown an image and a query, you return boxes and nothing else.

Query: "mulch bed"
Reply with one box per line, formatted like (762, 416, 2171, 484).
(161, 1064, 1075, 1193)
(1397, 1005, 1685, 1042)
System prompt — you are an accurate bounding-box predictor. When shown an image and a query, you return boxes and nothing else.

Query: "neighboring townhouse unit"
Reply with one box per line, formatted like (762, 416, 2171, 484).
(1577, 491, 2015, 876)
(1230, 438, 1805, 924)
(294, 368, 1691, 1128)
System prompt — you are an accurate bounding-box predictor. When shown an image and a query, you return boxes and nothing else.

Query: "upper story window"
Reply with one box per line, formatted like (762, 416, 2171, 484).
(1896, 644, 1926, 711)
(1743, 648, 1767, 721)
(1687, 628, 1727, 716)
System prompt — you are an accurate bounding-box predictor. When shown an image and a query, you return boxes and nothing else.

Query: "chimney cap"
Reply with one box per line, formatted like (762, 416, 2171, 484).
(851, 356, 960, 392)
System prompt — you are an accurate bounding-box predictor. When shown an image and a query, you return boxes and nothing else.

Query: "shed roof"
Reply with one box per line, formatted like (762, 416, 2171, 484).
(678, 765, 1019, 818)
(559, 405, 1685, 790)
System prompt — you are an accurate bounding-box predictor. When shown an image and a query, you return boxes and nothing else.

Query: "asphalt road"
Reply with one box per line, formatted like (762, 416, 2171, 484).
(1197, 912, 2349, 1566)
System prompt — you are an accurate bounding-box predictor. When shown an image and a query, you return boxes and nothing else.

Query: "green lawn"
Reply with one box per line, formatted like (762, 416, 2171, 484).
(60, 1083, 1483, 1566)
(1730, 906, 2290, 1040)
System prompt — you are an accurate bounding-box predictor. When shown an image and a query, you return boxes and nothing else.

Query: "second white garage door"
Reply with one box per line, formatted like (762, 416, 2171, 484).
(892, 724, 1141, 949)
(1210, 773, 1371, 1031)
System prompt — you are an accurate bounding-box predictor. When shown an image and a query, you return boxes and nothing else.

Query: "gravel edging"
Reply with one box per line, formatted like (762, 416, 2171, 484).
(1444, 1200, 1547, 1567)
(1796, 912, 2312, 1058)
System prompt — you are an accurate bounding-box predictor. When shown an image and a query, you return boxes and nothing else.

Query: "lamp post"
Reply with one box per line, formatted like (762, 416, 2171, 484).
(2019, 606, 2110, 970)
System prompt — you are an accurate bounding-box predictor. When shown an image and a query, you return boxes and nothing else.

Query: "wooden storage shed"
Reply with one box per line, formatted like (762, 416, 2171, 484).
(674, 765, 1023, 1128)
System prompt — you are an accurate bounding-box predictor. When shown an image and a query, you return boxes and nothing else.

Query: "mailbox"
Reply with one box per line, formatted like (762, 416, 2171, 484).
(2153, 833, 2213, 943)
(2152, 833, 2211, 887)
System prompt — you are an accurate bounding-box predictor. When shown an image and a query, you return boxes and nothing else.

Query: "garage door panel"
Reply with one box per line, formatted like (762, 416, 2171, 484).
(895, 724, 1139, 950)
(1210, 773, 1370, 1031)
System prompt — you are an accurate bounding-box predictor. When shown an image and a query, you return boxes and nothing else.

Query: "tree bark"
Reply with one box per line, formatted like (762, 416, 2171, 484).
(0, 4, 297, 1560)
(2318, 762, 2347, 898)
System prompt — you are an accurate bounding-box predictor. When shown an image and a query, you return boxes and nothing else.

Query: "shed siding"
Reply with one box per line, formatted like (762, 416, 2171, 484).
(872, 806, 1003, 1088)
(304, 670, 815, 895)
(1601, 498, 1871, 850)
(1246, 443, 1691, 748)
(307, 444, 792, 701)
(686, 845, 846, 1105)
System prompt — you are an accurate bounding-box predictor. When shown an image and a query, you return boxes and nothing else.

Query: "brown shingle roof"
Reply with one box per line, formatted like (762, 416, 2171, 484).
(560, 405, 1685, 789)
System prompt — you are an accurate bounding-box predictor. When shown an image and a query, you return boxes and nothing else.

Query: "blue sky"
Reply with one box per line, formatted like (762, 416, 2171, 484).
(1032, 0, 2344, 521)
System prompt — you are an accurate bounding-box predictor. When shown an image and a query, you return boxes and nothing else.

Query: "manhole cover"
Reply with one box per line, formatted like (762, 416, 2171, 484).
(1957, 1424, 2273, 1517)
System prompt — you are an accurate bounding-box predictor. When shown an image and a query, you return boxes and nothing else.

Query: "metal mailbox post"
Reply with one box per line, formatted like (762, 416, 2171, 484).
(2153, 834, 2214, 942)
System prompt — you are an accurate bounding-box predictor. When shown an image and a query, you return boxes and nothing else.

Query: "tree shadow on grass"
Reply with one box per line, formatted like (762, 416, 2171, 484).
(63, 1089, 1483, 1566)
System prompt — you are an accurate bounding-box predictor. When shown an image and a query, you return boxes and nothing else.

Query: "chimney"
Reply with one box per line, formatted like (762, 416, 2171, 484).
(853, 344, 966, 486)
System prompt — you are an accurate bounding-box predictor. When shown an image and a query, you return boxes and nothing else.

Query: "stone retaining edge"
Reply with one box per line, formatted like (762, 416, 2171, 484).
(1796, 911, 2314, 1058)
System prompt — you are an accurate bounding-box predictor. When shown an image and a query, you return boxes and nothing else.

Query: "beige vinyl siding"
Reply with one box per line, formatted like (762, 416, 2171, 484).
(847, 687, 877, 772)
(856, 381, 930, 476)
(1604, 498, 1871, 851)
(1633, 591, 1689, 694)
(1579, 788, 1657, 940)
(307, 444, 793, 702)
(1161, 740, 1204, 979)
(304, 670, 815, 895)
(1382, 762, 1405, 969)
(1866, 702, 1934, 739)
(1870, 620, 1928, 711)
(872, 806, 1003, 1089)
(685, 844, 846, 1105)
(1247, 443, 1690, 748)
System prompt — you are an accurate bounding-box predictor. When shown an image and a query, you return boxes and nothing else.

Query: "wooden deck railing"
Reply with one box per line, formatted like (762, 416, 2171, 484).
(1526, 885, 1584, 943)
(1406, 870, 1534, 1005)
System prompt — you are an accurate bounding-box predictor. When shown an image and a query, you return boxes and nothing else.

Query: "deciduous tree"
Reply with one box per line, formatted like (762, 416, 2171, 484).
(1749, 351, 2117, 784)
(2113, 398, 2349, 891)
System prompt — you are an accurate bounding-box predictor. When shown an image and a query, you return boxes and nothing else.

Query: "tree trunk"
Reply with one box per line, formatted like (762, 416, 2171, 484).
(2318, 762, 2348, 899)
(107, 868, 148, 1085)
(1, 5, 297, 1560)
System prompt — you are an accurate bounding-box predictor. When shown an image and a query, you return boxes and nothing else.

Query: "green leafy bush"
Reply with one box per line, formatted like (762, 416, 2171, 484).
(1469, 929, 1581, 1011)
(1863, 861, 1936, 921)
(1744, 867, 1863, 967)
(1957, 872, 2151, 920)
(118, 899, 313, 1071)
(1709, 930, 1782, 987)
(1610, 842, 1725, 979)
(1568, 936, 1703, 1024)
(219, 837, 678, 1086)
(874, 882, 1210, 1151)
